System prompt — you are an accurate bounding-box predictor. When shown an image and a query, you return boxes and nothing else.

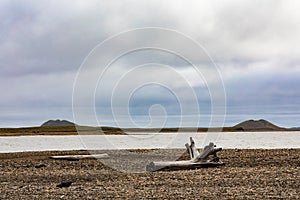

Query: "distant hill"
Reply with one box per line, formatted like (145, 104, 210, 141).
(289, 127, 300, 131)
(234, 119, 286, 131)
(41, 119, 75, 127)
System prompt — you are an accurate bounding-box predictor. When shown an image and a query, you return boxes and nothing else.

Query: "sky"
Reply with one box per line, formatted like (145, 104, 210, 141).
(1, 0, 300, 128)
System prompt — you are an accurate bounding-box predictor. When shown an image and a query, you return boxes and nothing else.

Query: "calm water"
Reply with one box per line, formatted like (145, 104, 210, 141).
(0, 132, 299, 153)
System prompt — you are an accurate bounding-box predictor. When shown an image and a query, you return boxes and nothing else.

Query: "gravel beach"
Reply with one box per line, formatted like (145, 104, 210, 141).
(0, 149, 299, 199)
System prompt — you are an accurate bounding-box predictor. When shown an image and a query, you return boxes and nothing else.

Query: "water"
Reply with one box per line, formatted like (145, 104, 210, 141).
(0, 132, 299, 153)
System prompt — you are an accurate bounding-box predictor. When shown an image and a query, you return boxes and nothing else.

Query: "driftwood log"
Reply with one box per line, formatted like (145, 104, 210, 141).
(50, 154, 109, 161)
(146, 137, 224, 172)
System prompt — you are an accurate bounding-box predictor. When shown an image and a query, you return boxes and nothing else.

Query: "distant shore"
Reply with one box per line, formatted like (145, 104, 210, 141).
(0, 126, 299, 137)
(0, 129, 298, 137)
(1, 119, 298, 136)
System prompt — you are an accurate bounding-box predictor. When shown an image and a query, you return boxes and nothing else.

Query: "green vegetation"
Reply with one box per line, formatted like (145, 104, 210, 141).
(123, 126, 244, 133)
(0, 125, 243, 136)
(0, 126, 77, 133)
(0, 126, 124, 136)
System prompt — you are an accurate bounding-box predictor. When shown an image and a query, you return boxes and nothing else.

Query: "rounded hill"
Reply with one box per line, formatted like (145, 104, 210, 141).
(41, 120, 75, 127)
(234, 119, 285, 131)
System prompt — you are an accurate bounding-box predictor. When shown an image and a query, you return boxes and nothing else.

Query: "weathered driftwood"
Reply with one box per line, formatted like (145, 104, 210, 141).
(146, 137, 224, 172)
(50, 154, 109, 161)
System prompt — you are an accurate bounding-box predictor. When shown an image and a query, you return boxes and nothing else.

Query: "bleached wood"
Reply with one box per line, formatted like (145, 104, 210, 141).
(50, 154, 109, 160)
(185, 137, 200, 159)
(146, 160, 223, 172)
(192, 142, 222, 163)
(147, 138, 224, 172)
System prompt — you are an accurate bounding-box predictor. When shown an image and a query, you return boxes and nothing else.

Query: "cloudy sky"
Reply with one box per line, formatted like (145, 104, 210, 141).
(1, 0, 300, 128)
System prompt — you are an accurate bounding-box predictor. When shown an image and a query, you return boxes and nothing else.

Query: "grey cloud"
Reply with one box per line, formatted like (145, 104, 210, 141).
(1, 0, 300, 127)
(0, 0, 186, 77)
(2, 0, 300, 76)
(183, 1, 300, 62)
(0, 1, 107, 76)
(0, 71, 75, 107)
(224, 65, 300, 107)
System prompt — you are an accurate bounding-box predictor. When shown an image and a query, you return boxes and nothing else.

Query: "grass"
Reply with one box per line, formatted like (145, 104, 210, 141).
(120, 126, 244, 132)
(0, 125, 255, 136)
(0, 126, 124, 136)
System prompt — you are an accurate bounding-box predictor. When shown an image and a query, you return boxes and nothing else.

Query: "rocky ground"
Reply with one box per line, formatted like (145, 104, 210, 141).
(0, 149, 299, 199)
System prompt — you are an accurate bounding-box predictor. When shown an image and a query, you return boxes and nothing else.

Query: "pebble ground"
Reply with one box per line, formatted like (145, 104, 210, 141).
(0, 149, 299, 199)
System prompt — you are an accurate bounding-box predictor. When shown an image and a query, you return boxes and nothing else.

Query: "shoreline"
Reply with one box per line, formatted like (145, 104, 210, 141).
(0, 129, 299, 137)
(1, 147, 300, 155)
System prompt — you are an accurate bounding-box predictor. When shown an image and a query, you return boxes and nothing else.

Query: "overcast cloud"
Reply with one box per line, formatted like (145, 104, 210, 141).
(1, 0, 300, 127)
